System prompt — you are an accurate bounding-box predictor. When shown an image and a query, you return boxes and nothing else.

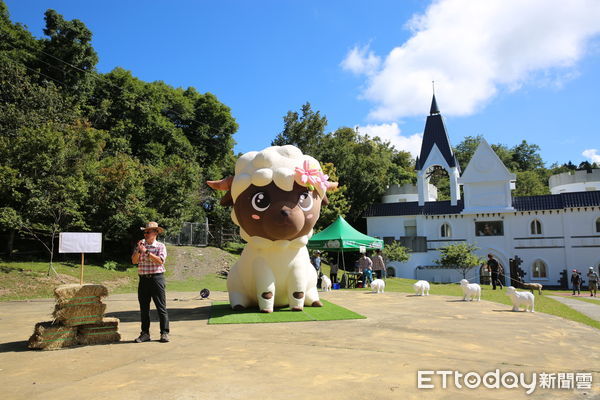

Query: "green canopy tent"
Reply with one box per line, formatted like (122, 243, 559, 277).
(308, 216, 383, 278)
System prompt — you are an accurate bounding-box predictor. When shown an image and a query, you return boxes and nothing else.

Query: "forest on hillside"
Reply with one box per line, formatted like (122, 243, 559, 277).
(0, 1, 596, 259)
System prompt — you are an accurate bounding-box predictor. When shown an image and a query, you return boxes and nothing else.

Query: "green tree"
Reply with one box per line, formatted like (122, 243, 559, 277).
(38, 9, 99, 100)
(382, 241, 410, 263)
(0, 0, 40, 66)
(510, 140, 544, 171)
(513, 170, 550, 197)
(0, 123, 106, 269)
(271, 102, 327, 157)
(320, 127, 413, 227)
(435, 242, 485, 279)
(315, 163, 350, 231)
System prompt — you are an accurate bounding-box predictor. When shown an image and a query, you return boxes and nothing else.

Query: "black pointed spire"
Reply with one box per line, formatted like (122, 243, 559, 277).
(430, 93, 440, 115)
(415, 93, 460, 172)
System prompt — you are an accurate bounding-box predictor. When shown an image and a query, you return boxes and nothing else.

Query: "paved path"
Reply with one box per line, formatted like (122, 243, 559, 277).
(1, 291, 599, 400)
(547, 295, 600, 322)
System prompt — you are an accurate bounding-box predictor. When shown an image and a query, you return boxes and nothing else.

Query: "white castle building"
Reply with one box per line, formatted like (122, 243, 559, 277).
(365, 95, 600, 287)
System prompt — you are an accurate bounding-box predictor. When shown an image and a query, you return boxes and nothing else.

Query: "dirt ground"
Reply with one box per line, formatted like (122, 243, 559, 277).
(1, 290, 599, 400)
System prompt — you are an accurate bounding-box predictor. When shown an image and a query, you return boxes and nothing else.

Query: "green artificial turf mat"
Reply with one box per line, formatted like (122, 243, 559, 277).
(208, 299, 365, 324)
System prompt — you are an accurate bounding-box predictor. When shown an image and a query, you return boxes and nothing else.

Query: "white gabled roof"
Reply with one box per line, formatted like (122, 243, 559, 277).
(458, 138, 516, 184)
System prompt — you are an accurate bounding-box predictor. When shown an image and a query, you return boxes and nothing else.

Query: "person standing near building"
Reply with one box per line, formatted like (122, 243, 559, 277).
(330, 260, 339, 284)
(131, 222, 170, 343)
(357, 252, 373, 287)
(310, 251, 322, 275)
(486, 254, 503, 290)
(371, 249, 385, 279)
(587, 267, 598, 297)
(571, 269, 582, 296)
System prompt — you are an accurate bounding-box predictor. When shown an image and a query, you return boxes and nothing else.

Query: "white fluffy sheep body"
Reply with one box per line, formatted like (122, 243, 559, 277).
(321, 275, 332, 292)
(413, 280, 430, 296)
(370, 279, 385, 293)
(506, 286, 535, 312)
(460, 279, 481, 302)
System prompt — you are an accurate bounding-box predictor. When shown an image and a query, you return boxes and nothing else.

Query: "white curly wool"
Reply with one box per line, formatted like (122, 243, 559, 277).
(231, 145, 327, 202)
(413, 280, 430, 296)
(460, 279, 481, 302)
(506, 286, 535, 312)
(370, 279, 385, 293)
(321, 275, 332, 292)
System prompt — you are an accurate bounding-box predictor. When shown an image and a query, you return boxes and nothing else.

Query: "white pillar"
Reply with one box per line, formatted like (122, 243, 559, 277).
(449, 167, 461, 206)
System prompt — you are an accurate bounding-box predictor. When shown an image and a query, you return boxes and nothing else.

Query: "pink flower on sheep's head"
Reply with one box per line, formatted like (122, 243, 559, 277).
(295, 160, 330, 192)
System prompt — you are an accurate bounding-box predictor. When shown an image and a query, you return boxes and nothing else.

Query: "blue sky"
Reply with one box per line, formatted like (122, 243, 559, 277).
(5, 0, 600, 166)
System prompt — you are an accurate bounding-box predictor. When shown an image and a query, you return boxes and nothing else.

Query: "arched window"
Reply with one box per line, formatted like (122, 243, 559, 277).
(532, 260, 547, 279)
(530, 219, 542, 235)
(596, 217, 600, 233)
(440, 223, 452, 238)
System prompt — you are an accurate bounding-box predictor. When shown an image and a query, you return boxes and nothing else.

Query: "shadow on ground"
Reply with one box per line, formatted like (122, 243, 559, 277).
(106, 305, 212, 323)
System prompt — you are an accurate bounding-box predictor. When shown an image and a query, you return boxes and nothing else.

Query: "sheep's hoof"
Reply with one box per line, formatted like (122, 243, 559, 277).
(311, 301, 323, 307)
(260, 309, 273, 313)
(291, 306, 303, 312)
(232, 304, 245, 311)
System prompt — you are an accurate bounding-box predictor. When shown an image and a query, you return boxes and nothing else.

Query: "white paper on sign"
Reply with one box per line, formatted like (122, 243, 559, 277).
(59, 232, 102, 253)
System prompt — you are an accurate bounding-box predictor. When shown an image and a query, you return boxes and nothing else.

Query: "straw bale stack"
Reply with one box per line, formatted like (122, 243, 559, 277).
(77, 317, 121, 345)
(28, 321, 78, 350)
(53, 303, 107, 326)
(54, 283, 108, 305)
(52, 283, 108, 326)
(28, 283, 121, 350)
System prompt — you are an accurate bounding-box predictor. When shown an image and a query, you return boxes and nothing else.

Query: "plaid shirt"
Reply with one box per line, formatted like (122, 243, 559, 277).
(137, 240, 167, 275)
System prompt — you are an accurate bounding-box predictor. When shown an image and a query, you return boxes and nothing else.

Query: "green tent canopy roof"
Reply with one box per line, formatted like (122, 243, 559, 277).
(308, 216, 383, 252)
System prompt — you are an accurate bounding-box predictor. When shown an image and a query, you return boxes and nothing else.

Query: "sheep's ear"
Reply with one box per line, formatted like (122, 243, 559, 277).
(220, 191, 233, 206)
(321, 194, 329, 205)
(207, 176, 233, 191)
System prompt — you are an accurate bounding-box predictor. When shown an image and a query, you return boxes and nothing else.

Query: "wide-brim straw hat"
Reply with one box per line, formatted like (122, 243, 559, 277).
(140, 221, 164, 234)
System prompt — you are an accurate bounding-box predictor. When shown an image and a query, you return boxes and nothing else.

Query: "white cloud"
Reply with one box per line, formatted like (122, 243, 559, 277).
(356, 122, 422, 157)
(582, 149, 600, 163)
(342, 0, 600, 120)
(340, 44, 381, 76)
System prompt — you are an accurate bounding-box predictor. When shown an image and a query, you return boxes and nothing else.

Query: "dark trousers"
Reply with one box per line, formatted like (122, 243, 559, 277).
(330, 272, 338, 284)
(138, 273, 170, 334)
(375, 270, 382, 279)
(491, 273, 503, 290)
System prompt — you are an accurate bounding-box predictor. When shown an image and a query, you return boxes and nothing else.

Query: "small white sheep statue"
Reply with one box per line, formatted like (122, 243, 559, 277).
(370, 279, 385, 293)
(321, 275, 332, 292)
(460, 279, 481, 302)
(521, 282, 543, 295)
(506, 286, 535, 312)
(413, 280, 430, 296)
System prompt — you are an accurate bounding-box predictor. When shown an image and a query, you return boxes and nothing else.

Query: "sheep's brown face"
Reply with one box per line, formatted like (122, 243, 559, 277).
(234, 182, 324, 241)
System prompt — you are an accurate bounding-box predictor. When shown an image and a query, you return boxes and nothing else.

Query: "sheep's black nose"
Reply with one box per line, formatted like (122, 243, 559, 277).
(280, 209, 290, 217)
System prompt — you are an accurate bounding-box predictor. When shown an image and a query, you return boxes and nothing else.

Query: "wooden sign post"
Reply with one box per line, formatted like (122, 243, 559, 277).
(59, 233, 102, 284)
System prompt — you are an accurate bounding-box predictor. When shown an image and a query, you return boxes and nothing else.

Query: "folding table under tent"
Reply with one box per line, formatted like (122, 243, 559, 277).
(307, 216, 384, 282)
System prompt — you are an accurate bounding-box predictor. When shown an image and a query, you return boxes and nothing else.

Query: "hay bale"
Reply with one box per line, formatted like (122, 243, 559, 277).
(54, 284, 108, 306)
(28, 321, 78, 350)
(53, 303, 107, 326)
(77, 317, 121, 345)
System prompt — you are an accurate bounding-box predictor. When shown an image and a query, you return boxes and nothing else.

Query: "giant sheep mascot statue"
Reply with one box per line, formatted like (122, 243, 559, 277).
(207, 145, 337, 313)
